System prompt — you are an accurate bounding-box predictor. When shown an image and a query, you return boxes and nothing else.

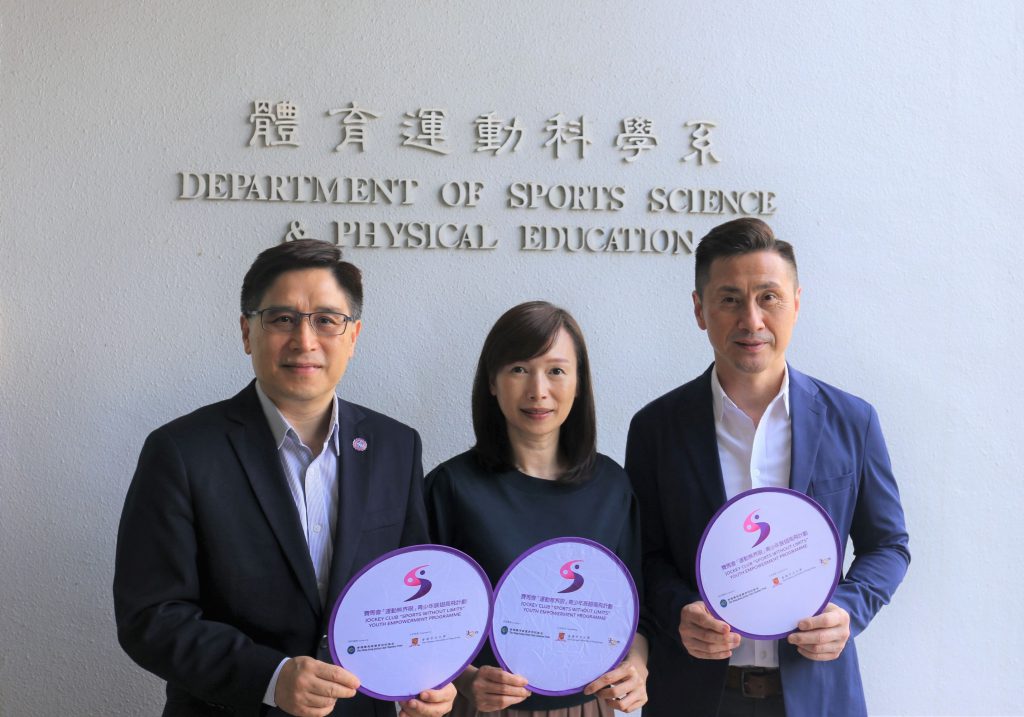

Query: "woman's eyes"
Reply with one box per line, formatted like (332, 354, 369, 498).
(507, 366, 569, 376)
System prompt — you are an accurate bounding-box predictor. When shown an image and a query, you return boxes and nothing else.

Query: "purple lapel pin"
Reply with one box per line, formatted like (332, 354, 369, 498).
(352, 437, 368, 452)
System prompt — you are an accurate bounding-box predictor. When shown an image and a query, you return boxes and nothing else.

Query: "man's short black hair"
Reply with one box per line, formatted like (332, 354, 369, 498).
(240, 239, 363, 318)
(694, 218, 798, 298)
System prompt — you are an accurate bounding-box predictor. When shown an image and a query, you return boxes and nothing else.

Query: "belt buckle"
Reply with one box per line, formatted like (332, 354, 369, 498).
(740, 668, 766, 699)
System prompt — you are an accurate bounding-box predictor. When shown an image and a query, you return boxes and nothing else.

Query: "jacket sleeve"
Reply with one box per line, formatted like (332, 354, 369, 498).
(614, 482, 658, 642)
(399, 429, 431, 548)
(625, 411, 701, 642)
(830, 406, 911, 637)
(113, 428, 284, 715)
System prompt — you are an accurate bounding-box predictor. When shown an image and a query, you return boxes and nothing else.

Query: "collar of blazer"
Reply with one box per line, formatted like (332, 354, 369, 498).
(675, 364, 827, 508)
(787, 367, 826, 496)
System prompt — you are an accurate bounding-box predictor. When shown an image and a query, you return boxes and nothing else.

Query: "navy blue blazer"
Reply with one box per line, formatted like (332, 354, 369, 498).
(114, 382, 429, 717)
(625, 365, 909, 717)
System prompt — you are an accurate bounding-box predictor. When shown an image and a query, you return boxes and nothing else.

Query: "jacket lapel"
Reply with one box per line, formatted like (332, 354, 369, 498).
(226, 383, 321, 615)
(682, 365, 728, 509)
(788, 366, 825, 495)
(325, 399, 370, 608)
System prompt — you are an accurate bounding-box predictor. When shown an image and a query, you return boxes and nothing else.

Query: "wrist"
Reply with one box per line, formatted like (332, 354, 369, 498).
(626, 634, 649, 666)
(454, 666, 478, 698)
(264, 657, 290, 706)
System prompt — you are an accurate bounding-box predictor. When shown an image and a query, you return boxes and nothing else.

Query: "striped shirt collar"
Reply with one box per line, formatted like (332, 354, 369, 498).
(254, 381, 341, 456)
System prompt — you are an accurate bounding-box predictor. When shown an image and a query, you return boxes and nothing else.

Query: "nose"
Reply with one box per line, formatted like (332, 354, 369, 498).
(738, 299, 765, 332)
(527, 372, 548, 400)
(290, 315, 319, 350)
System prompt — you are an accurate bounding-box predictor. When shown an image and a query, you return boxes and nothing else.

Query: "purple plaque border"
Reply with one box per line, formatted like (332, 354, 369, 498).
(489, 536, 640, 697)
(695, 487, 842, 640)
(328, 543, 493, 702)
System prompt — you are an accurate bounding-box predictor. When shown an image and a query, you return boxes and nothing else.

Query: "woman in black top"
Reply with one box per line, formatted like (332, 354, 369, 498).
(426, 301, 648, 717)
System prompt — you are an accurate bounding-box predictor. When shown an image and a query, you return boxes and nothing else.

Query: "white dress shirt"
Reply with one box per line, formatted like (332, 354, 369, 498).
(710, 365, 791, 669)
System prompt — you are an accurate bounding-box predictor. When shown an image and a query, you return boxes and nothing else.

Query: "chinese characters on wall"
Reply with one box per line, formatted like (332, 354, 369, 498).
(248, 100, 722, 165)
(177, 100, 777, 256)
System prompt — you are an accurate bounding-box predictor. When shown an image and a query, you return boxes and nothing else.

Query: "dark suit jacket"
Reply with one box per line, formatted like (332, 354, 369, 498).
(114, 382, 429, 717)
(625, 365, 910, 717)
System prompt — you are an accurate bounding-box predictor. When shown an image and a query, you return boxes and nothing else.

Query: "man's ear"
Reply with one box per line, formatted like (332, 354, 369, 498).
(240, 314, 252, 355)
(692, 290, 708, 331)
(347, 319, 362, 353)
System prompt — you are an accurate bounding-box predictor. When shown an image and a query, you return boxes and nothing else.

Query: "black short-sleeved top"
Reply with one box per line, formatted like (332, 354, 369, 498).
(425, 450, 643, 712)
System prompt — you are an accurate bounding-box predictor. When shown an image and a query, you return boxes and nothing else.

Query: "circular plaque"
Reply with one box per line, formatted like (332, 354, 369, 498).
(328, 544, 491, 700)
(489, 537, 639, 696)
(696, 487, 842, 639)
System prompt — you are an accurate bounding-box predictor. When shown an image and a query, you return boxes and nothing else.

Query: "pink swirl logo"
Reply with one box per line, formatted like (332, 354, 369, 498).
(403, 564, 432, 601)
(744, 509, 771, 547)
(558, 559, 585, 593)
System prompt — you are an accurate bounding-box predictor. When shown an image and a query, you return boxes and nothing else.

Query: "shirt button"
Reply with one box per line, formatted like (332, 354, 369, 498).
(760, 650, 768, 659)
(313, 524, 322, 533)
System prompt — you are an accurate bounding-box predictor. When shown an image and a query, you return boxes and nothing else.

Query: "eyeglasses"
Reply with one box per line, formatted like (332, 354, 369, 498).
(247, 308, 355, 336)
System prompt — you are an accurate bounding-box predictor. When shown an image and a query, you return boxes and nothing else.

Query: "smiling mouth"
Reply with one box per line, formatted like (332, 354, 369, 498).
(283, 363, 322, 371)
(521, 408, 554, 418)
(733, 332, 773, 351)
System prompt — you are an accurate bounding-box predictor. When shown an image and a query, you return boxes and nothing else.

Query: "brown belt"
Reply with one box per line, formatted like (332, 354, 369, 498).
(725, 666, 783, 699)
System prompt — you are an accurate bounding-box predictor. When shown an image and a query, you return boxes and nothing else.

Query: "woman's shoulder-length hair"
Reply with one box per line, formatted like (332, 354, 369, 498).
(470, 301, 597, 484)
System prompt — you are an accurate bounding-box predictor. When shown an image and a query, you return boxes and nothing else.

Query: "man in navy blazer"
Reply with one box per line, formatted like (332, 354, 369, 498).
(626, 219, 909, 717)
(114, 240, 456, 717)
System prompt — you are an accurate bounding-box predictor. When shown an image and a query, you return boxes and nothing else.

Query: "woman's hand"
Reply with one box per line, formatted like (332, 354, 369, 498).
(455, 665, 532, 712)
(583, 635, 649, 713)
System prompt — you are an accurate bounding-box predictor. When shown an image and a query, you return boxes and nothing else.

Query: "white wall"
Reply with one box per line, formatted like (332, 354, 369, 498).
(2, 2, 1022, 715)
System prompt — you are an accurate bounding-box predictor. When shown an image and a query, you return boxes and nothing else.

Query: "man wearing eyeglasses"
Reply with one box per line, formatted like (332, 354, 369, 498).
(114, 239, 455, 717)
